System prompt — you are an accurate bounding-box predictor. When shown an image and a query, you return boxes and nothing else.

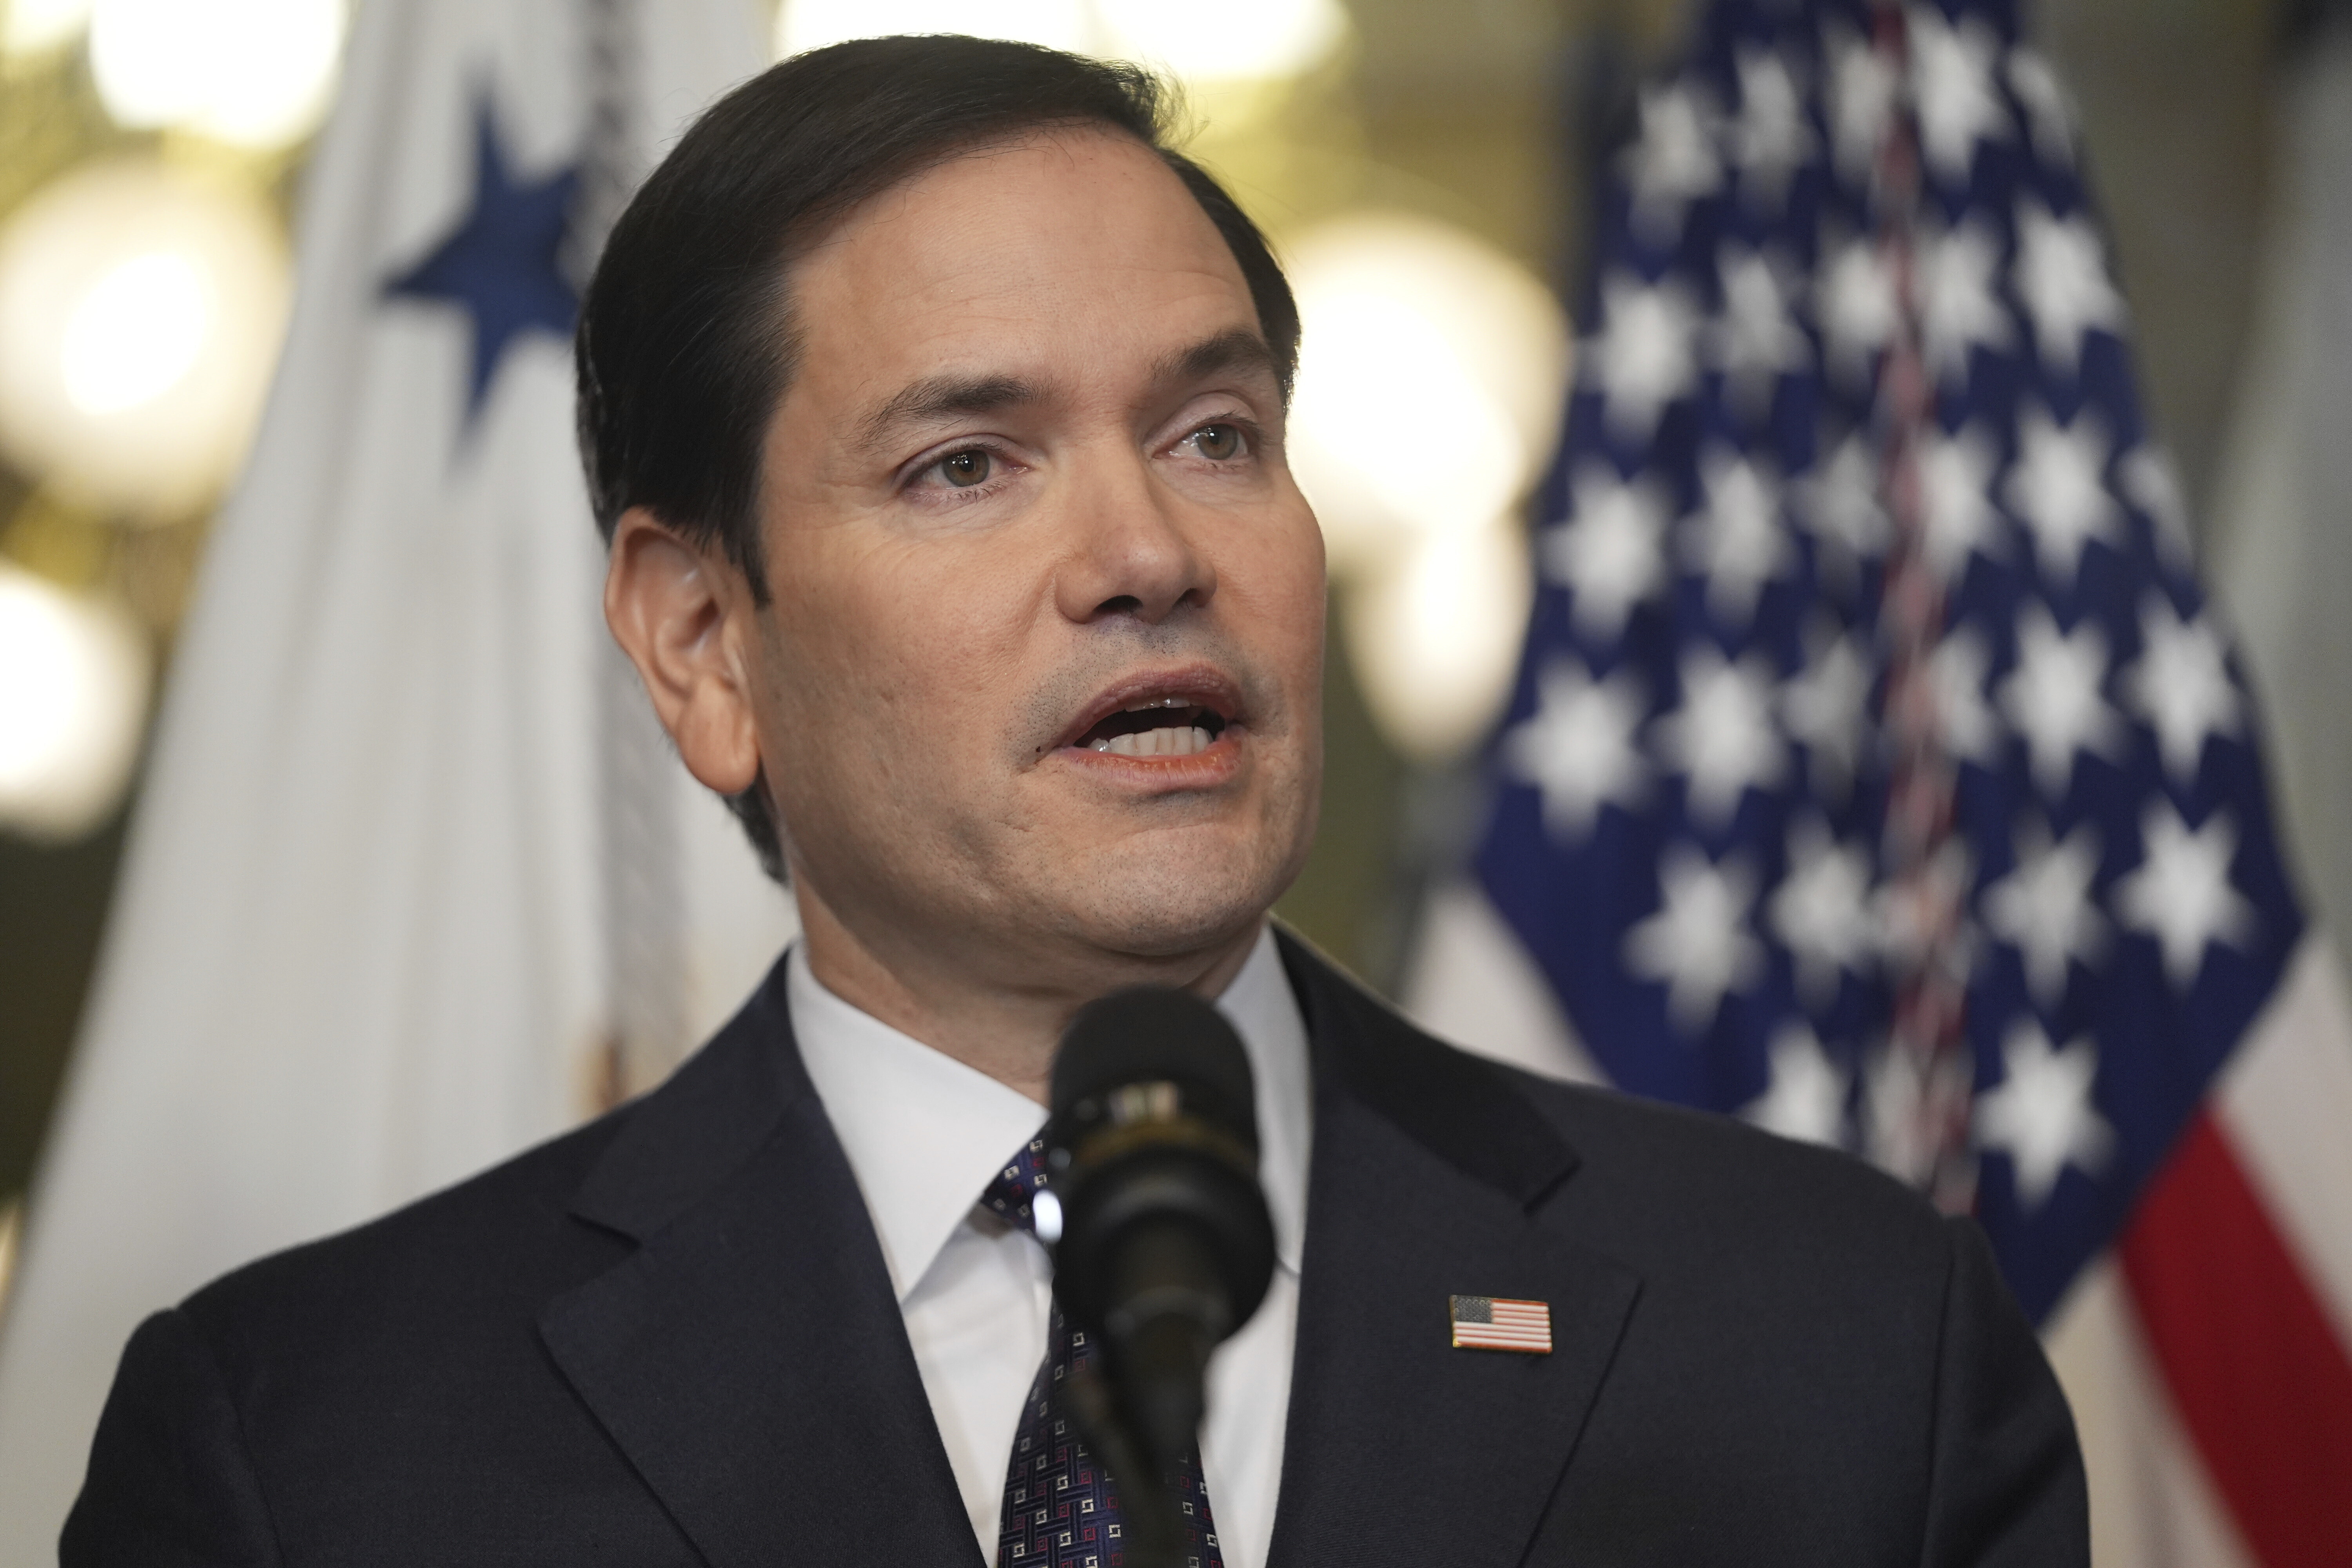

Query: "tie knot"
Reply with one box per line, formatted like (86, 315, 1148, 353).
(980, 1135, 1050, 1234)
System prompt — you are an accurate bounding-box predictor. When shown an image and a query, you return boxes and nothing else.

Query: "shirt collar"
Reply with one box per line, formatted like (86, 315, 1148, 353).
(1217, 926, 1312, 1279)
(789, 926, 1313, 1303)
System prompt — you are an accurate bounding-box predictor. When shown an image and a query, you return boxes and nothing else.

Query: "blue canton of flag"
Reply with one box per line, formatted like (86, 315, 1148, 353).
(1472, 0, 2302, 1320)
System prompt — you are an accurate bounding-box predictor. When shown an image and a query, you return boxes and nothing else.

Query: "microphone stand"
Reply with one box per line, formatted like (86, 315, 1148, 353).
(1041, 986, 1278, 1568)
(1060, 1362, 1189, 1568)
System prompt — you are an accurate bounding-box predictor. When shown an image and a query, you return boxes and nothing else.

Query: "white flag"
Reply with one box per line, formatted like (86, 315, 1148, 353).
(0, 0, 788, 1554)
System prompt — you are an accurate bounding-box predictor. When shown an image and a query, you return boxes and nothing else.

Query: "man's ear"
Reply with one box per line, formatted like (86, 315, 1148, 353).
(603, 507, 762, 796)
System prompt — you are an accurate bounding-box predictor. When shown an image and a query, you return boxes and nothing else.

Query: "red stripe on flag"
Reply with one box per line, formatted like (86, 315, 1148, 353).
(2120, 1109, 2352, 1566)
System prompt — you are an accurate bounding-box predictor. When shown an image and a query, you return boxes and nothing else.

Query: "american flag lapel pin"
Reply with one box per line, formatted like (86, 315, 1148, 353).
(1449, 1295, 1552, 1354)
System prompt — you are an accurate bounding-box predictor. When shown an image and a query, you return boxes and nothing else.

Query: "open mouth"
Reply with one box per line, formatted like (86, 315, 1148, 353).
(1072, 697, 1231, 759)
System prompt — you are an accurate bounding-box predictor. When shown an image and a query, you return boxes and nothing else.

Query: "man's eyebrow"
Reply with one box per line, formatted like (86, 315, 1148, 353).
(853, 331, 1275, 457)
(856, 373, 1039, 456)
(1152, 328, 1280, 390)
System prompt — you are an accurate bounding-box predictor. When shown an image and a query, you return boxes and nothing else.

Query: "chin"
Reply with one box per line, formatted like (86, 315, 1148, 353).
(1045, 831, 1299, 962)
(1076, 898, 1265, 963)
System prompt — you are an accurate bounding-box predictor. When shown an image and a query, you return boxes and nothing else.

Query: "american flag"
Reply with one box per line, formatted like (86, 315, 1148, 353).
(1445, 0, 2352, 1555)
(1450, 1296, 1555, 1355)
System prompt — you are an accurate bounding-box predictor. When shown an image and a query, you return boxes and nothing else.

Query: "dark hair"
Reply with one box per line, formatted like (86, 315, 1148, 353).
(577, 34, 1302, 880)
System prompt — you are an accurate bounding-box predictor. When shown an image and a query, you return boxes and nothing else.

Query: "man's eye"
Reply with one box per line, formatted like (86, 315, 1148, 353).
(1191, 423, 1247, 462)
(937, 448, 992, 487)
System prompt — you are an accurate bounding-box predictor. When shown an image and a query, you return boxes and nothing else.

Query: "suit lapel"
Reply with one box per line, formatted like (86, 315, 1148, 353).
(538, 970, 983, 1568)
(1268, 936, 1642, 1568)
(531, 935, 1634, 1567)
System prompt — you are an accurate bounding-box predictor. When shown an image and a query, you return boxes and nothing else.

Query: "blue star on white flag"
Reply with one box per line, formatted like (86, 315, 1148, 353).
(384, 91, 580, 421)
(0, 0, 786, 1553)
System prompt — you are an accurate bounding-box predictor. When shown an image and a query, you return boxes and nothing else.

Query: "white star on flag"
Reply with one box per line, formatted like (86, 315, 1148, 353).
(2001, 602, 2127, 799)
(1742, 1024, 1849, 1146)
(1908, 6, 2011, 183)
(1713, 247, 1808, 416)
(1826, 23, 1896, 180)
(1932, 628, 2002, 766)
(1864, 1037, 1942, 1185)
(1770, 815, 1876, 1006)
(1873, 838, 1979, 976)
(1625, 843, 1765, 1035)
(1917, 218, 2014, 387)
(1818, 239, 1898, 389)
(2007, 46, 2076, 167)
(2119, 444, 2195, 569)
(2125, 592, 2240, 784)
(1781, 618, 1871, 802)
(2006, 405, 2122, 589)
(1542, 464, 1671, 638)
(1502, 658, 1649, 843)
(1797, 434, 1890, 583)
(1655, 645, 1788, 828)
(1590, 272, 1701, 440)
(1730, 45, 1814, 214)
(1621, 82, 1723, 246)
(1919, 422, 2008, 583)
(1982, 817, 2106, 1007)
(2014, 199, 2125, 376)
(1682, 446, 1792, 629)
(2115, 802, 2256, 989)
(1976, 1020, 2114, 1210)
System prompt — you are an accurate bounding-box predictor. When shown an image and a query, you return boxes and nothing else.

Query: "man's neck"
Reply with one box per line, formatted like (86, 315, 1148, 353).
(789, 886, 1265, 1105)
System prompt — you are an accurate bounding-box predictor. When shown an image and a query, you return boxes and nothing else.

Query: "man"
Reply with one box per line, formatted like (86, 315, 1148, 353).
(65, 36, 2086, 1567)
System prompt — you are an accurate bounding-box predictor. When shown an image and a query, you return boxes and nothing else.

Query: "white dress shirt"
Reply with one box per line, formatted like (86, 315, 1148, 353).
(789, 928, 1311, 1568)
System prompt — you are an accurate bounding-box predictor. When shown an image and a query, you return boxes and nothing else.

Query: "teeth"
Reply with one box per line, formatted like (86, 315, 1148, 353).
(1093, 726, 1213, 758)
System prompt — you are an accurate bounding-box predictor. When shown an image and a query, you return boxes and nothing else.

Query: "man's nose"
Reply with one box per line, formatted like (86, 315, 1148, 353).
(1051, 446, 1218, 626)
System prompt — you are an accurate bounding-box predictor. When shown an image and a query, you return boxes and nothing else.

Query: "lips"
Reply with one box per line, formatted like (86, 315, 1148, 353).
(1074, 698, 1226, 756)
(1050, 667, 1245, 760)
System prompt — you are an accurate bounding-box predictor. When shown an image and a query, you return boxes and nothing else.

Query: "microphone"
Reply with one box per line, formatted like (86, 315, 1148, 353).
(1043, 986, 1276, 1562)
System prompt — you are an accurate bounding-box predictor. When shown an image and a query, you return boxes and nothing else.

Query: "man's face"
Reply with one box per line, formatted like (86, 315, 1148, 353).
(747, 131, 1324, 980)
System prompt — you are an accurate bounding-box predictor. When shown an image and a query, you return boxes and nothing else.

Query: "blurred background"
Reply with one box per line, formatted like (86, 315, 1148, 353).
(3, 0, 2350, 1559)
(3, 0, 2323, 1275)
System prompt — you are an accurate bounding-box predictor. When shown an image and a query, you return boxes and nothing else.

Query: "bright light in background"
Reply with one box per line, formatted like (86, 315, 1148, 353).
(779, 0, 1090, 57)
(63, 253, 214, 416)
(776, 0, 1343, 82)
(1346, 520, 1532, 761)
(1, 0, 91, 58)
(1289, 211, 1566, 573)
(0, 159, 290, 521)
(1285, 211, 1565, 761)
(1096, 0, 1344, 82)
(90, 0, 346, 149)
(0, 560, 149, 840)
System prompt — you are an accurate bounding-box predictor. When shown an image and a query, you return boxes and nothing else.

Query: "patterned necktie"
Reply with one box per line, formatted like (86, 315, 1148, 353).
(985, 1136, 1224, 1568)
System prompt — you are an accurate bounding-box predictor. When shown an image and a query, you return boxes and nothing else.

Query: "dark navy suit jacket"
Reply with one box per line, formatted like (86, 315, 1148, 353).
(65, 932, 2087, 1565)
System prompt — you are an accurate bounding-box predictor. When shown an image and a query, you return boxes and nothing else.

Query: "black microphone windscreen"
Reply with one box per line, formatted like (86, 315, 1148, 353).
(1051, 987, 1256, 1149)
